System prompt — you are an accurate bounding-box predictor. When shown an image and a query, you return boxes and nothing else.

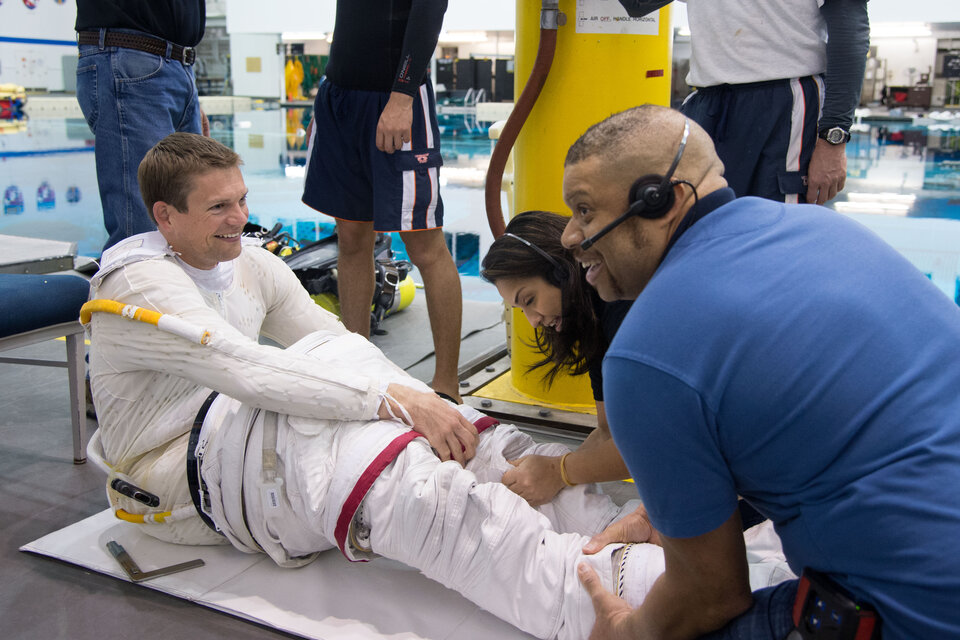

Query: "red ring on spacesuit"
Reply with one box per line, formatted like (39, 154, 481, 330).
(334, 415, 500, 559)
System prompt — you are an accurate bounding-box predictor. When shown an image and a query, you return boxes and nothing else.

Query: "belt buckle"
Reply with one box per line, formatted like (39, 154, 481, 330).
(181, 46, 195, 65)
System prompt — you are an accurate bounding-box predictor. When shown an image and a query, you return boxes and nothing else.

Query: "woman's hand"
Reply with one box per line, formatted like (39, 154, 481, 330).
(501, 454, 567, 506)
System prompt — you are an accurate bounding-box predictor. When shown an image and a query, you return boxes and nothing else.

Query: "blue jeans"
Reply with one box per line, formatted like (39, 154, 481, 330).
(700, 580, 798, 640)
(76, 29, 201, 252)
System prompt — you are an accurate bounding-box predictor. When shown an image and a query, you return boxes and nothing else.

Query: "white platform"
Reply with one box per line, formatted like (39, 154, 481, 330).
(21, 510, 535, 640)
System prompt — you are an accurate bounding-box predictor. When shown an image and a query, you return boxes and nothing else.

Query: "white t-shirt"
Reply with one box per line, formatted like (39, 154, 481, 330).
(684, 0, 827, 87)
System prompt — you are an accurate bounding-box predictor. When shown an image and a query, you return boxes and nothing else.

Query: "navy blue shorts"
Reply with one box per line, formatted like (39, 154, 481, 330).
(680, 76, 822, 204)
(302, 78, 444, 232)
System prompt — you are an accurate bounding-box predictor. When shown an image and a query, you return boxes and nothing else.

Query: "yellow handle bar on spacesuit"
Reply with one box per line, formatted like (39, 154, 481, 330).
(112, 506, 199, 524)
(80, 299, 212, 345)
(84, 428, 200, 525)
(81, 301, 214, 526)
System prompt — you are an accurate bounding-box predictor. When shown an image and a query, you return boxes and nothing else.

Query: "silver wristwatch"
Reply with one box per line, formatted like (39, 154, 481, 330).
(818, 126, 851, 145)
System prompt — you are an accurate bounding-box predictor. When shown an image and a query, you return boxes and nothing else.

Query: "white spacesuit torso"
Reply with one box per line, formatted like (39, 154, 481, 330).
(87, 231, 385, 544)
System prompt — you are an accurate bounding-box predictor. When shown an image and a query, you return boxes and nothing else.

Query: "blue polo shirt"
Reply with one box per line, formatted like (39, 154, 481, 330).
(604, 195, 960, 639)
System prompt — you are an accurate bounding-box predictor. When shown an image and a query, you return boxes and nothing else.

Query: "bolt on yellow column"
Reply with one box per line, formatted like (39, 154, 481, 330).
(509, 0, 672, 407)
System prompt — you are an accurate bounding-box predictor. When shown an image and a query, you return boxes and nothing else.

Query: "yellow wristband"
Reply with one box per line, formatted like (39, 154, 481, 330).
(559, 452, 577, 487)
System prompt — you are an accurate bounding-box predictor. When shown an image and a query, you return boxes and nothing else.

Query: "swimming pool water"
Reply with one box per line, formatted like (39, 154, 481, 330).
(1, 108, 958, 303)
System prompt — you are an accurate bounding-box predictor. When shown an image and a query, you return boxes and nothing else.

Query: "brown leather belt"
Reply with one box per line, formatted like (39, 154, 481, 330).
(77, 30, 196, 65)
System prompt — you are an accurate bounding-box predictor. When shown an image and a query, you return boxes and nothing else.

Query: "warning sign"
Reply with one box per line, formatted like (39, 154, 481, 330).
(576, 0, 661, 35)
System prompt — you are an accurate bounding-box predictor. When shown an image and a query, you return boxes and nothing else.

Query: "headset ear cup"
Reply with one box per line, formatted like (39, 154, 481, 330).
(628, 174, 675, 219)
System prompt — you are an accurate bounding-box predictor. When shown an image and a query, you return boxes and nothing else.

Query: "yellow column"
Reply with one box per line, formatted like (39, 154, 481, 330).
(509, 0, 672, 406)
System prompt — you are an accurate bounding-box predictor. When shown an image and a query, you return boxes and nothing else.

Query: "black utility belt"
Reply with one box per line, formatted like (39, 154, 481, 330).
(186, 391, 222, 535)
(792, 568, 881, 640)
(78, 30, 196, 65)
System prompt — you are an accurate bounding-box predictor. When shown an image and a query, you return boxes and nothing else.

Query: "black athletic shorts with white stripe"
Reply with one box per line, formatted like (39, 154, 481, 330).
(302, 77, 444, 231)
(680, 75, 823, 204)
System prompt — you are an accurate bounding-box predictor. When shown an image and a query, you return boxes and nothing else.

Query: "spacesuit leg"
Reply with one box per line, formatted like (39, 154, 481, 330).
(361, 439, 661, 640)
(466, 423, 637, 536)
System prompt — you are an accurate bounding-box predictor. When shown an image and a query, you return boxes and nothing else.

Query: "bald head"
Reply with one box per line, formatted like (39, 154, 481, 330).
(560, 106, 729, 300)
(565, 104, 724, 193)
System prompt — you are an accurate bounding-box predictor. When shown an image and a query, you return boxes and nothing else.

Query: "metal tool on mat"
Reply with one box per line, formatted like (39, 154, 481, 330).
(105, 540, 204, 583)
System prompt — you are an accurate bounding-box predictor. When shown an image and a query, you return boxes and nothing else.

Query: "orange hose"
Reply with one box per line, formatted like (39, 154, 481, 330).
(484, 27, 557, 239)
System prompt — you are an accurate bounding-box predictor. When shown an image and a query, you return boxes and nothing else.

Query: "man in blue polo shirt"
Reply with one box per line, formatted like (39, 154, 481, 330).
(561, 104, 960, 639)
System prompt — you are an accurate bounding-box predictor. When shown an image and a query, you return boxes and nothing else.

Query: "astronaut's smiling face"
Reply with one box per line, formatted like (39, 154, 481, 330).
(155, 167, 249, 270)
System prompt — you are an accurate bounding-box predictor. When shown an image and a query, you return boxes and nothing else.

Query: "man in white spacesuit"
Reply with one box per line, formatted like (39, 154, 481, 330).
(86, 132, 791, 640)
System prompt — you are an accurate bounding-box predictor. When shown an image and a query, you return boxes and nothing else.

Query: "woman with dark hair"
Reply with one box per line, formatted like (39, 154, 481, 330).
(480, 210, 633, 506)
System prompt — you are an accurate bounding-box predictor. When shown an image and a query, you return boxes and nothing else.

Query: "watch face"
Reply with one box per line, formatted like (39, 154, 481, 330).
(825, 128, 847, 144)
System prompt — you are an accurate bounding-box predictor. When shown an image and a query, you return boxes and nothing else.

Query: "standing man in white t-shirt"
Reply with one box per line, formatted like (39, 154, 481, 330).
(619, 0, 869, 205)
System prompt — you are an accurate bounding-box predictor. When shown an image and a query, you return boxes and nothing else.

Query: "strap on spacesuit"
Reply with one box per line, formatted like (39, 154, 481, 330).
(88, 231, 175, 294)
(187, 391, 223, 534)
(379, 391, 415, 426)
(259, 410, 286, 529)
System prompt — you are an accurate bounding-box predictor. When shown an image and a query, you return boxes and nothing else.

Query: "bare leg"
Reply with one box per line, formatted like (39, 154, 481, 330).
(336, 220, 376, 337)
(401, 228, 462, 401)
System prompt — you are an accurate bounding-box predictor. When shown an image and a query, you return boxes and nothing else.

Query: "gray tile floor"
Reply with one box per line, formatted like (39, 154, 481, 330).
(1, 285, 640, 640)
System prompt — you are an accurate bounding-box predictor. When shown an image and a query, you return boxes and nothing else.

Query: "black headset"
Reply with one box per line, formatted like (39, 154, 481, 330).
(502, 232, 567, 286)
(580, 118, 690, 251)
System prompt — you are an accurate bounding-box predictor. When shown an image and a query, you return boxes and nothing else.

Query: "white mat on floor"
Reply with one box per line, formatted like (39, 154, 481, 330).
(21, 509, 535, 640)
